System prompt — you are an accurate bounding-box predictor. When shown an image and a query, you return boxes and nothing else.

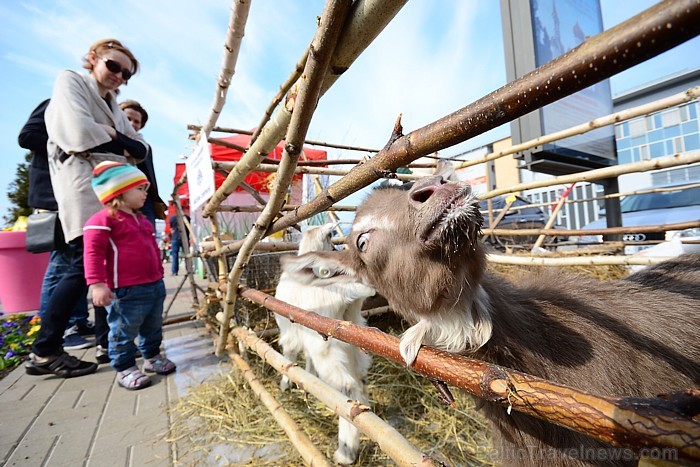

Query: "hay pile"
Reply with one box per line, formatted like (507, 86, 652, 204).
(168, 346, 494, 466)
(177, 254, 632, 465)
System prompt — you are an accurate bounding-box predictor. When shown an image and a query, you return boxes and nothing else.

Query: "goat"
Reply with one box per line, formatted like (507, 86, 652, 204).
(281, 177, 700, 466)
(625, 252, 700, 301)
(275, 223, 376, 464)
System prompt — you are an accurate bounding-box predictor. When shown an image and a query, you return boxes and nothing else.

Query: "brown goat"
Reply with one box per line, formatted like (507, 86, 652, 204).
(281, 176, 700, 466)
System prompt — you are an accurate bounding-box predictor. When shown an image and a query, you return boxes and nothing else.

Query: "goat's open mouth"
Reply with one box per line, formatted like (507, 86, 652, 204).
(420, 185, 481, 248)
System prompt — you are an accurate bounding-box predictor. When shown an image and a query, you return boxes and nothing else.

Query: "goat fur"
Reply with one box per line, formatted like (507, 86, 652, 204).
(275, 224, 375, 465)
(284, 178, 700, 467)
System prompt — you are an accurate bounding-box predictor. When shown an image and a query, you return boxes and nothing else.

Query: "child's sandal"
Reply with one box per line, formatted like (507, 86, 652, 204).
(117, 366, 151, 390)
(143, 354, 176, 375)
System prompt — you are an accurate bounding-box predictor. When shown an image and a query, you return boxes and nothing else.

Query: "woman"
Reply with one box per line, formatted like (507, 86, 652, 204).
(26, 39, 150, 378)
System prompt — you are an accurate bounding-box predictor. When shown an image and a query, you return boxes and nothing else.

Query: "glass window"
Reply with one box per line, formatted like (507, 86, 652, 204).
(630, 135, 646, 147)
(666, 140, 674, 154)
(620, 121, 629, 137)
(618, 148, 632, 164)
(639, 145, 649, 160)
(650, 141, 665, 158)
(689, 102, 697, 120)
(615, 124, 624, 139)
(680, 105, 689, 122)
(629, 119, 647, 137)
(654, 113, 663, 128)
(632, 147, 641, 162)
(647, 128, 664, 142)
(645, 116, 654, 130)
(682, 121, 699, 134)
(665, 124, 681, 138)
(617, 138, 630, 149)
(673, 137, 684, 153)
(684, 133, 700, 151)
(662, 109, 681, 127)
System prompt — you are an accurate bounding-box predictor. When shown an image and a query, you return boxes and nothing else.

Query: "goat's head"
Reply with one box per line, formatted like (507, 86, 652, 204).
(282, 176, 486, 321)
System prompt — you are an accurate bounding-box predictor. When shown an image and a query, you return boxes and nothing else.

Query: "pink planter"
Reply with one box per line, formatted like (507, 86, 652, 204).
(0, 231, 49, 313)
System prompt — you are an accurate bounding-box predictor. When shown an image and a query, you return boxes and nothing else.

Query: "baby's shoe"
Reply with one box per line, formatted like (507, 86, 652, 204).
(143, 354, 176, 375)
(117, 366, 151, 390)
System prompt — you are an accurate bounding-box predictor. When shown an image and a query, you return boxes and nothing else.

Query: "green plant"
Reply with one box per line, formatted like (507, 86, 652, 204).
(5, 152, 32, 226)
(0, 313, 39, 370)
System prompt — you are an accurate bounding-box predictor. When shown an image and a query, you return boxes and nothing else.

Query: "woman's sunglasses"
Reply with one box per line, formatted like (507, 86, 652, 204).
(97, 56, 133, 81)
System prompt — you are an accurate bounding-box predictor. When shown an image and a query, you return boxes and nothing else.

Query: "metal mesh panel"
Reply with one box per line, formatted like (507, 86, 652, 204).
(209, 250, 295, 328)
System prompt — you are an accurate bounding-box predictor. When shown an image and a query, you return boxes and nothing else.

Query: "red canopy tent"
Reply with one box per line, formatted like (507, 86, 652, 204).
(168, 134, 327, 234)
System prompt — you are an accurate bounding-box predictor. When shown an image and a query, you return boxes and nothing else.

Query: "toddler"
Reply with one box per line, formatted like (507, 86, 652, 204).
(84, 161, 176, 390)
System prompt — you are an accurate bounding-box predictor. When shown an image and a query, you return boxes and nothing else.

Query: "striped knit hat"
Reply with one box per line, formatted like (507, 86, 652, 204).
(91, 161, 149, 204)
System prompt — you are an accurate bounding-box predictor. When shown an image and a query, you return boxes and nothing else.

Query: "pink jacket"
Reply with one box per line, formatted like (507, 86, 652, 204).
(84, 209, 164, 289)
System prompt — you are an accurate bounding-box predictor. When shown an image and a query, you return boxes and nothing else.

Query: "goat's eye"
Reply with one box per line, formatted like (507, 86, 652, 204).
(357, 233, 370, 252)
(312, 265, 334, 279)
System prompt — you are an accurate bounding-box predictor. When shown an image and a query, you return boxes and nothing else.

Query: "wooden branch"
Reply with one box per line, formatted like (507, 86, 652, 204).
(230, 326, 435, 466)
(484, 219, 700, 237)
(268, 1, 700, 233)
(250, 47, 309, 145)
(189, 125, 381, 154)
(216, 204, 357, 213)
(238, 286, 700, 463)
(483, 181, 700, 215)
(201, 240, 299, 256)
(200, 0, 251, 137)
(216, 0, 355, 356)
(173, 195, 199, 308)
(209, 213, 229, 284)
(455, 86, 700, 171)
(200, 0, 408, 218)
(480, 151, 700, 201)
(212, 160, 421, 180)
(485, 254, 672, 266)
(228, 350, 331, 466)
(532, 183, 575, 251)
(208, 136, 247, 153)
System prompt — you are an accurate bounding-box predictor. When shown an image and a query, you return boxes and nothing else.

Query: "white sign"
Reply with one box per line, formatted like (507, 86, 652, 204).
(185, 135, 216, 211)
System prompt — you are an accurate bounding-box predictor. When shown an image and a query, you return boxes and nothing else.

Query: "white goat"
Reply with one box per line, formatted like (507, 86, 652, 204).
(275, 223, 376, 465)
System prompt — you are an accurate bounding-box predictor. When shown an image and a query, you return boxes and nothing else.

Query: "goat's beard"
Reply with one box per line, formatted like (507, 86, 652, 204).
(433, 199, 484, 259)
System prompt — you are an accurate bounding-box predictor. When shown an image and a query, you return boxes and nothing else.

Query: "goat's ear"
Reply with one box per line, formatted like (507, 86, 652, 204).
(321, 222, 338, 236)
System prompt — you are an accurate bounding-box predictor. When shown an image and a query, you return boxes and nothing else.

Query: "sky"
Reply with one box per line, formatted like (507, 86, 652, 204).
(2, 0, 699, 226)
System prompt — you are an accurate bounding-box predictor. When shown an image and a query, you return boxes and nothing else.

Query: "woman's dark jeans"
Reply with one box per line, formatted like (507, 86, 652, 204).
(32, 237, 88, 357)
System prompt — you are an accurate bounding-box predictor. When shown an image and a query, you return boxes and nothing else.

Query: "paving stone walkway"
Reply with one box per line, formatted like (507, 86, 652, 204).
(0, 272, 228, 466)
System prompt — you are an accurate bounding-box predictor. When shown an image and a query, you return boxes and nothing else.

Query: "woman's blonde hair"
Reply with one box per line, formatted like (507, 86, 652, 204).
(83, 38, 139, 75)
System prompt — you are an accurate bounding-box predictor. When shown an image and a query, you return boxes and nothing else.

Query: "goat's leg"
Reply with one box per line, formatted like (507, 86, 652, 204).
(310, 340, 370, 464)
(277, 324, 304, 391)
(279, 346, 300, 391)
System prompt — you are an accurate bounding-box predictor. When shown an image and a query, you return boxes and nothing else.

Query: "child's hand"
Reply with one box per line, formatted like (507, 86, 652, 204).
(90, 283, 114, 307)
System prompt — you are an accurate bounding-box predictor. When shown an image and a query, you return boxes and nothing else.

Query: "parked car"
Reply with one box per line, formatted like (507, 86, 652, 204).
(580, 182, 700, 253)
(479, 195, 551, 248)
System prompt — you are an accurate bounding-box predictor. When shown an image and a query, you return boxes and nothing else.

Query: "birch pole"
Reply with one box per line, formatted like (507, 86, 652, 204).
(201, 0, 409, 218)
(231, 327, 435, 466)
(228, 350, 331, 466)
(454, 86, 700, 171)
(216, 0, 354, 356)
(200, 0, 251, 137)
(531, 183, 575, 252)
(268, 0, 700, 234)
(250, 47, 309, 145)
(238, 287, 700, 463)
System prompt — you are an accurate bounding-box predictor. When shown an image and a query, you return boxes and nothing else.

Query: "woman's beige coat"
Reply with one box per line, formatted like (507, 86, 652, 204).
(46, 70, 148, 242)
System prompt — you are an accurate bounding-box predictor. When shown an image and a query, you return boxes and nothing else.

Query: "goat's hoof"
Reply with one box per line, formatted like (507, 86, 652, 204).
(279, 377, 291, 391)
(333, 445, 357, 465)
